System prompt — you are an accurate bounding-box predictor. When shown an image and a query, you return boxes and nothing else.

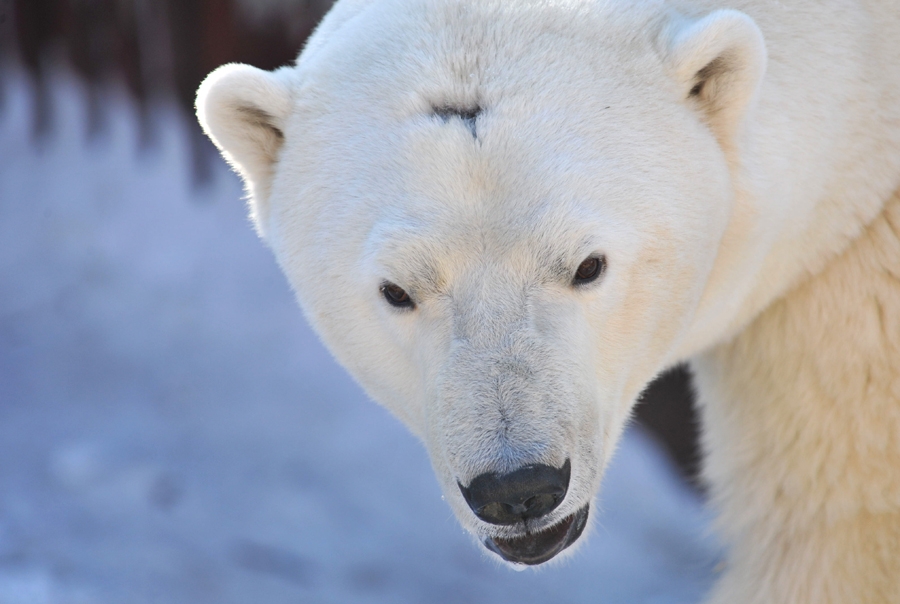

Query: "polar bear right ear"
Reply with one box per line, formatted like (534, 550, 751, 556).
(662, 10, 767, 148)
(196, 63, 293, 233)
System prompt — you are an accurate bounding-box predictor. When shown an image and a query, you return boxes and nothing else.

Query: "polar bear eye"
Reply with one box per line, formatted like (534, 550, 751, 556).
(381, 281, 415, 309)
(573, 255, 606, 286)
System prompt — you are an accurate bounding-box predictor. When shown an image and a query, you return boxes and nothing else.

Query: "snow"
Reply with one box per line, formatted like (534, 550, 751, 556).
(0, 69, 721, 604)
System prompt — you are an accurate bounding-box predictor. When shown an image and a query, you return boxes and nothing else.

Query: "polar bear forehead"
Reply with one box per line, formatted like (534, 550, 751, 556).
(270, 0, 730, 292)
(278, 88, 707, 287)
(295, 0, 670, 115)
(286, 0, 699, 201)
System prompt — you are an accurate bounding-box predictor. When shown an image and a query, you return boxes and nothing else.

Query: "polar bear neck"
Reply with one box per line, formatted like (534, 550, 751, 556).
(691, 190, 900, 603)
(670, 0, 900, 360)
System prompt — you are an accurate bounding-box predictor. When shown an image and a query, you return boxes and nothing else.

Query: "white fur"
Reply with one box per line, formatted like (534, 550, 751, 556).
(196, 63, 295, 231)
(196, 0, 900, 599)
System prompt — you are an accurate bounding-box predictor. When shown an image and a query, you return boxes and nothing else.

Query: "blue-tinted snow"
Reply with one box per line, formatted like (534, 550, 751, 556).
(0, 69, 721, 604)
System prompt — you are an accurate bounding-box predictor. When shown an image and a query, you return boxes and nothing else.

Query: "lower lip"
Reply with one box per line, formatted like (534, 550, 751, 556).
(484, 504, 590, 566)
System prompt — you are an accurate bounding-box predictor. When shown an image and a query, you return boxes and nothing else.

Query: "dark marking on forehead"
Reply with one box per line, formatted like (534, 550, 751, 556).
(433, 105, 481, 139)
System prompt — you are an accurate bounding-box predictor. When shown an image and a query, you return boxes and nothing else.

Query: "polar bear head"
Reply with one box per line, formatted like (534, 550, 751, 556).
(197, 0, 765, 565)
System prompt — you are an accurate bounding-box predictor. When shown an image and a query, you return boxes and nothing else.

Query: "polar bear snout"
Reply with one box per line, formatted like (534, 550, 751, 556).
(458, 459, 571, 525)
(457, 459, 590, 565)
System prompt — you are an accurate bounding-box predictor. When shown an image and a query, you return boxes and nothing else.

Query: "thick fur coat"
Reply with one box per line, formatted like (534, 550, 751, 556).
(196, 0, 900, 600)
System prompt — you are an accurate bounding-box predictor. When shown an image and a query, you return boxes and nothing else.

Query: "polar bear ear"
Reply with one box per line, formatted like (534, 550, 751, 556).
(196, 63, 293, 233)
(663, 10, 766, 147)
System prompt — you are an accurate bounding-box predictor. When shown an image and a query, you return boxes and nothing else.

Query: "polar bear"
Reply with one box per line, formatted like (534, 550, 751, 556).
(196, 0, 900, 600)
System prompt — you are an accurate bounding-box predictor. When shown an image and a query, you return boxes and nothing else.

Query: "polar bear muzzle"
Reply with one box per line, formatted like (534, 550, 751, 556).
(458, 460, 586, 565)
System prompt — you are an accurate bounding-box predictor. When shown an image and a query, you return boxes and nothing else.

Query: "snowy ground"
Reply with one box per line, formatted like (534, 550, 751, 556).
(0, 69, 721, 604)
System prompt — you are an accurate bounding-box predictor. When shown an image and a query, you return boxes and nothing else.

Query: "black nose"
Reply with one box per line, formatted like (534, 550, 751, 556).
(458, 460, 571, 525)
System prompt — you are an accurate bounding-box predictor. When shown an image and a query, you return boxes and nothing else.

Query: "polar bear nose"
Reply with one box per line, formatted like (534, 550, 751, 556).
(458, 460, 571, 525)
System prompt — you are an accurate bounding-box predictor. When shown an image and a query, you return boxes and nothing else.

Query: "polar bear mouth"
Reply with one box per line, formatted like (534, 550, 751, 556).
(484, 504, 589, 565)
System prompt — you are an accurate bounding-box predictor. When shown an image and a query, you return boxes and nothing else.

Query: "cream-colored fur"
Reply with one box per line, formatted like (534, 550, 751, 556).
(196, 0, 900, 598)
(693, 192, 900, 603)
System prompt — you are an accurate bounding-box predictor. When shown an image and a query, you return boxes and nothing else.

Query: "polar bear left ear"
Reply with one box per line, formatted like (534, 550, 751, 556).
(663, 10, 767, 147)
(196, 63, 294, 235)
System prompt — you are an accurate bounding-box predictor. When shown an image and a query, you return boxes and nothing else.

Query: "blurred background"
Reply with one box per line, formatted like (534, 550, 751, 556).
(0, 1, 717, 602)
